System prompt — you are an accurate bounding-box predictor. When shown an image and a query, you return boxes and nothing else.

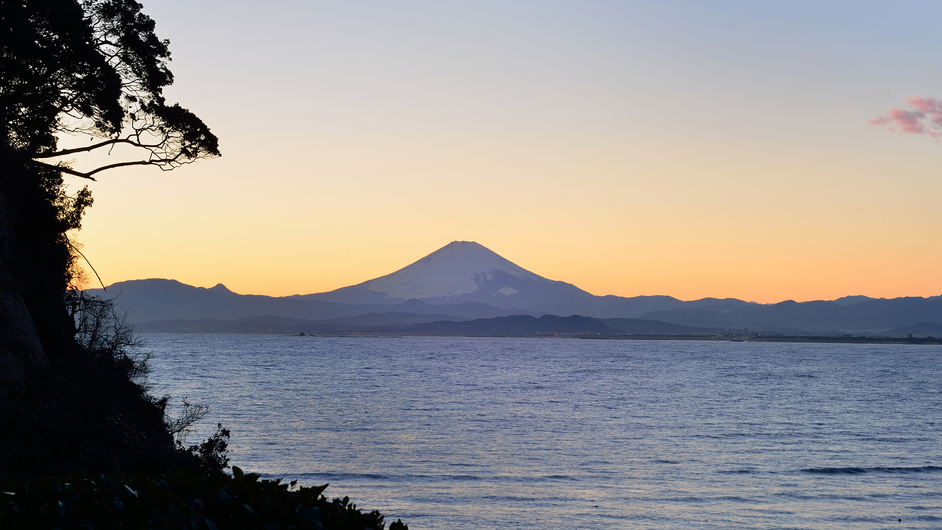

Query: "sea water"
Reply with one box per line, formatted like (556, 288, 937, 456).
(142, 334, 942, 529)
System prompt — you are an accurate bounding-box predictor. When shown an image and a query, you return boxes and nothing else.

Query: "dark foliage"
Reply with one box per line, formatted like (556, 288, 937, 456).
(0, 0, 123, 153)
(0, 150, 196, 478)
(0, 0, 219, 479)
(1, 0, 219, 177)
(1, 3, 406, 526)
(0, 338, 181, 478)
(180, 423, 231, 476)
(0, 467, 408, 529)
(0, 149, 86, 356)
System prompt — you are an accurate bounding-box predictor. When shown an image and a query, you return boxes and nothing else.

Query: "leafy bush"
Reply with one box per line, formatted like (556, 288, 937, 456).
(182, 423, 231, 475)
(0, 467, 408, 529)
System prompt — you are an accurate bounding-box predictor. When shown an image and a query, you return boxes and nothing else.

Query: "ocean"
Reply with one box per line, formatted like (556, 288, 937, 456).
(142, 334, 942, 529)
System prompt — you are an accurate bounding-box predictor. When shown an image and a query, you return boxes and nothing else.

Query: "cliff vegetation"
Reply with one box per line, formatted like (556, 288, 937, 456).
(0, 1, 405, 527)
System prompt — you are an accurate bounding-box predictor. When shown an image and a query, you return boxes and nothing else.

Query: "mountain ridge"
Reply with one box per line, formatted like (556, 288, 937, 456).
(86, 241, 942, 336)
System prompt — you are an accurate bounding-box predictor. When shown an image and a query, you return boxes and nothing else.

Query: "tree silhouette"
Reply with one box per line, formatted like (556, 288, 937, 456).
(1, 0, 220, 180)
(0, 0, 221, 478)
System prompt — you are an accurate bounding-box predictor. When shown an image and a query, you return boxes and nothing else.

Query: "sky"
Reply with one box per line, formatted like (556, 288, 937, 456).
(72, 1, 942, 304)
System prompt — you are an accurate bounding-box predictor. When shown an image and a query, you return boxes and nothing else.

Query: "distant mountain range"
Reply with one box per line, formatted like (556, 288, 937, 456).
(87, 241, 942, 337)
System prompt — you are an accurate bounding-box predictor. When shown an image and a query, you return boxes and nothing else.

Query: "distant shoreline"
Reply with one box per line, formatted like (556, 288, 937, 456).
(580, 334, 942, 345)
(137, 330, 942, 345)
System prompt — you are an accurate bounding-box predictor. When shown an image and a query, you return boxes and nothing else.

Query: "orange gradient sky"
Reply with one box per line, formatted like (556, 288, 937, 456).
(72, 1, 942, 303)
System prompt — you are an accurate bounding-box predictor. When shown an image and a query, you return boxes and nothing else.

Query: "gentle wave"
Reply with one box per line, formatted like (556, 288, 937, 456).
(720, 468, 759, 474)
(271, 472, 580, 483)
(144, 335, 942, 529)
(801, 466, 942, 475)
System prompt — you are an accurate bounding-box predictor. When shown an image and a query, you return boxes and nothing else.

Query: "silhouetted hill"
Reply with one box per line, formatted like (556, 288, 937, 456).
(832, 295, 877, 306)
(136, 312, 470, 334)
(411, 314, 618, 336)
(602, 318, 720, 335)
(89, 243, 942, 336)
(87, 279, 516, 324)
(585, 295, 756, 319)
(880, 322, 942, 338)
(640, 297, 942, 334)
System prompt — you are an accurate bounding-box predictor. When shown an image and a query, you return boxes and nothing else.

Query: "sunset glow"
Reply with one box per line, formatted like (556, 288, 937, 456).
(75, 1, 942, 304)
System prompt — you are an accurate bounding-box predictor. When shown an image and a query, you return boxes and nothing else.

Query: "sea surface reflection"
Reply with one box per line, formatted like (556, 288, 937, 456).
(144, 335, 942, 529)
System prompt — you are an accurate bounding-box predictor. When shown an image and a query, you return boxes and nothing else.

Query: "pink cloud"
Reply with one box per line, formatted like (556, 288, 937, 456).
(869, 96, 942, 138)
(907, 96, 942, 128)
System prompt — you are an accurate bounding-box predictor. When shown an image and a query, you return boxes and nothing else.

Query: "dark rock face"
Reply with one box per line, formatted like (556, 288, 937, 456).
(0, 161, 51, 397)
(0, 271, 48, 393)
(0, 153, 186, 479)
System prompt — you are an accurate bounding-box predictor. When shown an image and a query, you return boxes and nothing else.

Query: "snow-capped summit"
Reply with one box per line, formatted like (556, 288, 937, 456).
(303, 241, 598, 314)
(359, 241, 542, 300)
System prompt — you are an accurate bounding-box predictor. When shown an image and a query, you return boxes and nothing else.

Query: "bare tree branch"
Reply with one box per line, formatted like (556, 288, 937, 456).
(67, 239, 106, 290)
(32, 138, 138, 159)
(4, 0, 219, 177)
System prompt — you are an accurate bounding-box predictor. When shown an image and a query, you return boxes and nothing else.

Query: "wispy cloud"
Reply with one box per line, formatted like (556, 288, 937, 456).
(869, 96, 942, 138)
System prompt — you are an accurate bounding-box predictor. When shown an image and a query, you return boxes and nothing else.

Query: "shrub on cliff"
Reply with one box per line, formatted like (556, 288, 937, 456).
(0, 0, 224, 478)
(0, 466, 408, 530)
(0, 0, 221, 478)
(1, 7, 407, 528)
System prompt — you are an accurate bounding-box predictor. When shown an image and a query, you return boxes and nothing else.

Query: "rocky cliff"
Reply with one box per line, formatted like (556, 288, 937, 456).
(0, 153, 54, 397)
(0, 152, 183, 479)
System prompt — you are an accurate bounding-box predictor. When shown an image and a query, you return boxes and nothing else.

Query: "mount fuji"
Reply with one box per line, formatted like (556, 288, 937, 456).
(87, 241, 942, 336)
(297, 241, 600, 315)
